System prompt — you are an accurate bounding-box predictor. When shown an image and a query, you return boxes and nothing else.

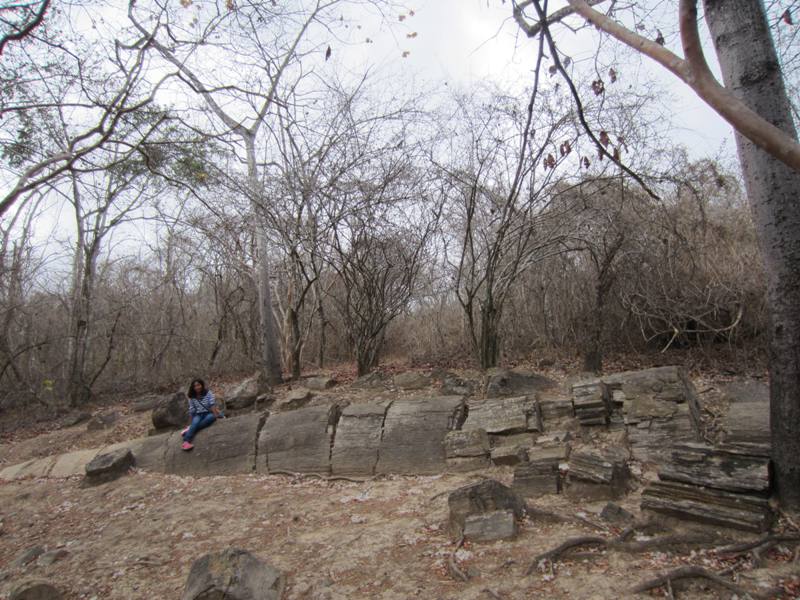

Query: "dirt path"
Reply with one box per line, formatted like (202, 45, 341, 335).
(2, 469, 794, 600)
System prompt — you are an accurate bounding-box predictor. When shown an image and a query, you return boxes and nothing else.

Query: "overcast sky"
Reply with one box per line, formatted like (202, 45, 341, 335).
(336, 0, 735, 160)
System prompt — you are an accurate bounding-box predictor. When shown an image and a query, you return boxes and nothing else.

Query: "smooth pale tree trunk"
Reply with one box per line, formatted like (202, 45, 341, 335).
(255, 228, 283, 386)
(704, 0, 800, 508)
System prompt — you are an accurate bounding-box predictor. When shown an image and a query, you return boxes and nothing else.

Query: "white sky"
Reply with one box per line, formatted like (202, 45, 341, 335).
(335, 0, 735, 159)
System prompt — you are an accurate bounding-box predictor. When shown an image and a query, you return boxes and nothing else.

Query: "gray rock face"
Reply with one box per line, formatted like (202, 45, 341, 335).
(447, 480, 526, 539)
(225, 376, 261, 411)
(36, 549, 68, 567)
(376, 397, 464, 475)
(131, 395, 160, 413)
(85, 448, 134, 483)
(304, 376, 337, 391)
(86, 412, 119, 431)
(444, 429, 490, 472)
(439, 374, 475, 397)
(463, 509, 518, 542)
(571, 381, 609, 426)
(463, 396, 540, 434)
(128, 434, 170, 472)
(62, 411, 91, 427)
(350, 371, 389, 389)
(331, 402, 390, 476)
(657, 443, 770, 494)
(393, 371, 432, 390)
(512, 446, 568, 498)
(599, 502, 634, 524)
(12, 546, 45, 568)
(165, 415, 264, 477)
(259, 405, 338, 474)
(9, 580, 63, 600)
(719, 380, 770, 452)
(641, 479, 773, 532)
(566, 448, 630, 501)
(275, 388, 313, 411)
(152, 392, 189, 430)
(490, 445, 527, 466)
(181, 548, 284, 600)
(485, 368, 556, 397)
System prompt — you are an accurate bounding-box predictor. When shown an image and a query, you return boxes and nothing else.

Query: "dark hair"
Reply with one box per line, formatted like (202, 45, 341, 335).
(188, 378, 206, 399)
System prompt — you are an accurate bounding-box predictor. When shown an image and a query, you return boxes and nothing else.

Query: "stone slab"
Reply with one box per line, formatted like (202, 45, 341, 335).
(165, 414, 264, 476)
(463, 509, 518, 542)
(49, 449, 101, 478)
(376, 397, 464, 475)
(331, 402, 390, 476)
(260, 405, 338, 474)
(463, 396, 539, 434)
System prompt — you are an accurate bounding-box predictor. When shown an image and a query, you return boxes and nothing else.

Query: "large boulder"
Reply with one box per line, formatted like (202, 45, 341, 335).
(85, 448, 134, 484)
(447, 480, 526, 539)
(375, 397, 464, 475)
(565, 447, 631, 501)
(719, 380, 770, 453)
(463, 396, 540, 434)
(331, 402, 390, 476)
(164, 414, 265, 477)
(444, 429, 490, 472)
(86, 411, 119, 431)
(9, 580, 63, 600)
(393, 372, 432, 390)
(259, 405, 339, 474)
(485, 368, 557, 397)
(152, 392, 189, 430)
(181, 548, 284, 600)
(225, 376, 261, 411)
(304, 376, 337, 391)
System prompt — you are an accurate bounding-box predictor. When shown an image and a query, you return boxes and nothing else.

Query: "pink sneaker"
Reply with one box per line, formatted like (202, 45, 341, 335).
(181, 441, 193, 451)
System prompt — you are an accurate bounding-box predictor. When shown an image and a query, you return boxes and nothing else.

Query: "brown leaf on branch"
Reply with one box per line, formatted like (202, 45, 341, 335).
(325, 46, 332, 60)
(549, 65, 558, 76)
(582, 156, 591, 169)
(591, 79, 605, 95)
(782, 9, 793, 24)
(599, 131, 611, 147)
(613, 147, 620, 160)
(655, 30, 665, 45)
(560, 140, 572, 156)
(609, 68, 617, 83)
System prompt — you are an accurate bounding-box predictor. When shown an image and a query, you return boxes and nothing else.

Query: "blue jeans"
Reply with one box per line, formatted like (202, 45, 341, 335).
(183, 413, 216, 442)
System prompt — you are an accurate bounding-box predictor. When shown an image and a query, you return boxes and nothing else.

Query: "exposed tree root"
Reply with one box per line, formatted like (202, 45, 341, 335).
(715, 533, 800, 557)
(266, 470, 374, 484)
(526, 528, 724, 576)
(447, 535, 469, 582)
(631, 565, 773, 599)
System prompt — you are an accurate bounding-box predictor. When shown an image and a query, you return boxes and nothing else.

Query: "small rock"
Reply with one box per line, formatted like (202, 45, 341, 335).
(181, 548, 284, 600)
(86, 411, 119, 431)
(275, 388, 313, 411)
(12, 546, 45, 568)
(463, 509, 518, 542)
(9, 580, 63, 600)
(152, 392, 189, 430)
(490, 445, 527, 466)
(304, 376, 337, 391)
(599, 502, 634, 524)
(62, 412, 91, 427)
(350, 371, 388, 389)
(225, 375, 261, 410)
(131, 396, 160, 412)
(85, 448, 134, 484)
(448, 480, 526, 539)
(350, 515, 367, 524)
(36, 549, 68, 567)
(393, 371, 431, 390)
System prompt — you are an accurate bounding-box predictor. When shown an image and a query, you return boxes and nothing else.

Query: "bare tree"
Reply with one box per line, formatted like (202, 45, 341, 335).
(512, 0, 800, 508)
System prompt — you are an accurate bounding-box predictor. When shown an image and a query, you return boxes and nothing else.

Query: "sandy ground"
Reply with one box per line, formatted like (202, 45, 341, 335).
(1, 468, 798, 600)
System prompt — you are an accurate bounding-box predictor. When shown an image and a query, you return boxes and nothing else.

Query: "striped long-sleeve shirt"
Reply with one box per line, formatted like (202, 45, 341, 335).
(188, 390, 216, 416)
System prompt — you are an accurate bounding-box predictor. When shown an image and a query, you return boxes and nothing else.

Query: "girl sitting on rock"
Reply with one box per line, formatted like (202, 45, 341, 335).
(181, 379, 223, 450)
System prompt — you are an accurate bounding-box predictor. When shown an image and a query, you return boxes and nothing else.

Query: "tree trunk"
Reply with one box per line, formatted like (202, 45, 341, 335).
(479, 301, 500, 369)
(704, 0, 800, 508)
(255, 228, 283, 386)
